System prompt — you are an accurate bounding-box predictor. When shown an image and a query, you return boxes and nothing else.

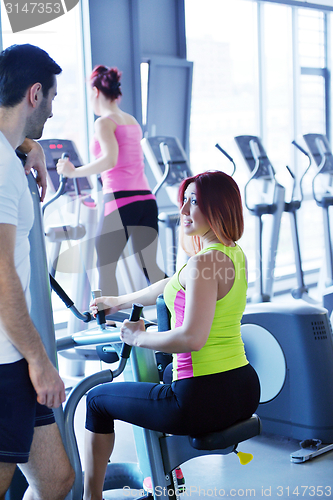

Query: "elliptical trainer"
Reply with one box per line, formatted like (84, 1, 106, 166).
(302, 133, 333, 317)
(235, 135, 285, 303)
(233, 135, 333, 451)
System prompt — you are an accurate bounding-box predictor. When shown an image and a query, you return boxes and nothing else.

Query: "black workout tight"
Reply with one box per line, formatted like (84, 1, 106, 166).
(85, 364, 260, 436)
(95, 195, 166, 295)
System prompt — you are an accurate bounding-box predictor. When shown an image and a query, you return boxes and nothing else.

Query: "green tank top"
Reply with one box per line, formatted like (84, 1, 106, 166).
(164, 243, 249, 381)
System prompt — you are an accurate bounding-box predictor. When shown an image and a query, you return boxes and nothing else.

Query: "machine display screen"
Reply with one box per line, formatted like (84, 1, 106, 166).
(38, 139, 91, 193)
(303, 133, 333, 174)
(235, 135, 274, 180)
(142, 136, 192, 186)
(148, 136, 186, 165)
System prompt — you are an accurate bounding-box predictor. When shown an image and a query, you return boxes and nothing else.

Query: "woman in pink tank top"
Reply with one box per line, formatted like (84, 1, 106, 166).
(57, 65, 165, 295)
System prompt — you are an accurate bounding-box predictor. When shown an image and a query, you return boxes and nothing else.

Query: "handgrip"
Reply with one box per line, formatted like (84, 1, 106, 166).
(129, 303, 143, 321)
(215, 143, 236, 176)
(159, 142, 171, 166)
(249, 139, 261, 160)
(292, 140, 310, 158)
(291, 140, 312, 202)
(42, 153, 69, 214)
(60, 152, 69, 182)
(120, 303, 143, 359)
(50, 274, 74, 308)
(315, 137, 328, 157)
(286, 165, 295, 179)
(215, 143, 233, 162)
(91, 289, 106, 327)
(62, 152, 81, 196)
(153, 143, 171, 196)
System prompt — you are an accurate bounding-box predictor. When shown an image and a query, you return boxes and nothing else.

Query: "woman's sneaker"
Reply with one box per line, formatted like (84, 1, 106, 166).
(143, 476, 153, 495)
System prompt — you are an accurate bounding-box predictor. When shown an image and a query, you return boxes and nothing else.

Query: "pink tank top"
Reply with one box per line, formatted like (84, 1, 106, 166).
(90, 117, 152, 194)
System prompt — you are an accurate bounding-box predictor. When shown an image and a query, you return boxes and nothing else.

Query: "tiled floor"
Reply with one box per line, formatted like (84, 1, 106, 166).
(71, 389, 333, 500)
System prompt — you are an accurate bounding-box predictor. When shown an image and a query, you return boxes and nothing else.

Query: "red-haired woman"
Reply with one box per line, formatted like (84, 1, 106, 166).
(83, 170, 260, 500)
(57, 65, 165, 296)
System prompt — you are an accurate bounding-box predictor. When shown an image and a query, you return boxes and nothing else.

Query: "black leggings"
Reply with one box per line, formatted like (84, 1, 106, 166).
(85, 364, 260, 437)
(95, 194, 166, 296)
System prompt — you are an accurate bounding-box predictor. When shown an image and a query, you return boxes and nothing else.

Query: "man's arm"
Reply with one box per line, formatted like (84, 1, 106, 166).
(0, 223, 65, 408)
(17, 138, 47, 202)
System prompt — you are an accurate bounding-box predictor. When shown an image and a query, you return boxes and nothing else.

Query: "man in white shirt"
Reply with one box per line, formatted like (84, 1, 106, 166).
(0, 44, 74, 500)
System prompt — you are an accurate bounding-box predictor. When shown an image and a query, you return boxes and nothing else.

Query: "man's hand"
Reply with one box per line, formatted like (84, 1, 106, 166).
(18, 139, 48, 201)
(28, 355, 66, 408)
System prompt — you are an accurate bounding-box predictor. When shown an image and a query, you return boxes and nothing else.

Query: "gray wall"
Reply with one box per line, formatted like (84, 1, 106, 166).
(87, 0, 192, 155)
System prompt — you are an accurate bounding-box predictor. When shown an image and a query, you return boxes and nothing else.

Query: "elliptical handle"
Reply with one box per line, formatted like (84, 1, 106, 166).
(215, 143, 233, 163)
(153, 143, 171, 196)
(42, 151, 69, 214)
(249, 139, 261, 161)
(120, 303, 143, 359)
(59, 152, 69, 185)
(292, 140, 310, 159)
(128, 303, 143, 322)
(215, 143, 236, 176)
(91, 289, 106, 328)
(160, 142, 171, 166)
(61, 151, 81, 197)
(291, 140, 312, 202)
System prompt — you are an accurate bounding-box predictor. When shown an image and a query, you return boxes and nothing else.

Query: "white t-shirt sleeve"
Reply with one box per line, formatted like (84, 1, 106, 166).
(0, 145, 24, 226)
(0, 135, 34, 363)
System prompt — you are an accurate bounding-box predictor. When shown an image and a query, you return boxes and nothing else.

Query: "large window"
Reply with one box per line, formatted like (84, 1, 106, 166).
(0, 3, 88, 161)
(184, 0, 260, 281)
(295, 8, 328, 273)
(184, 0, 259, 177)
(0, 4, 90, 323)
(185, 0, 332, 295)
(1, 0, 333, 299)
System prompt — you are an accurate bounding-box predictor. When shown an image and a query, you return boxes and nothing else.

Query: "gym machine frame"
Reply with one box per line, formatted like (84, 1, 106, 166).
(233, 135, 333, 461)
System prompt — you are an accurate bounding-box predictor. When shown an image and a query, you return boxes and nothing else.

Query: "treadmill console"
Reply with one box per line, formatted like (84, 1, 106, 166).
(38, 139, 92, 193)
(141, 136, 192, 206)
(303, 134, 333, 174)
(235, 135, 275, 180)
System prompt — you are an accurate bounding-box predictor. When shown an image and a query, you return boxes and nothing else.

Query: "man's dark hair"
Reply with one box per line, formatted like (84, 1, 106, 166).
(0, 44, 62, 107)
